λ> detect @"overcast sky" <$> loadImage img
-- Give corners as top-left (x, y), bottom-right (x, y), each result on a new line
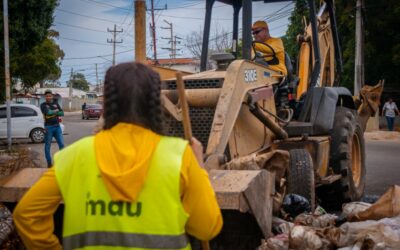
top-left (53, 0), bottom-right (294, 86)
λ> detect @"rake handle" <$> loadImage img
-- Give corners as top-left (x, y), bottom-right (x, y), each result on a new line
top-left (176, 72), bottom-right (210, 250)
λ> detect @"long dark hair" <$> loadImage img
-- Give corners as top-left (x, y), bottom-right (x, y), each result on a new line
top-left (102, 62), bottom-right (163, 134)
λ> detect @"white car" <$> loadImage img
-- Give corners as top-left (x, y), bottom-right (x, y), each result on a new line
top-left (0, 103), bottom-right (65, 143)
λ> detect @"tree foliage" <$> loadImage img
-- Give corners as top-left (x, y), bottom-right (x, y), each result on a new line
top-left (67, 73), bottom-right (90, 92)
top-left (0, 0), bottom-right (59, 100)
top-left (282, 0), bottom-right (309, 59)
top-left (14, 35), bottom-right (64, 89)
top-left (283, 0), bottom-right (400, 91)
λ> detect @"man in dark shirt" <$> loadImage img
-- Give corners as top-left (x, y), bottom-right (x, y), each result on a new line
top-left (40, 89), bottom-right (65, 167)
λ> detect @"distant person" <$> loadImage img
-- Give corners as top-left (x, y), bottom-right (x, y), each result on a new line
top-left (13, 62), bottom-right (222, 249)
top-left (252, 20), bottom-right (287, 75)
top-left (82, 102), bottom-right (86, 111)
top-left (382, 97), bottom-right (399, 131)
top-left (40, 89), bottom-right (64, 167)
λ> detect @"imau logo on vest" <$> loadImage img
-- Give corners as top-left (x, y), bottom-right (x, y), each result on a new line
top-left (86, 193), bottom-right (142, 217)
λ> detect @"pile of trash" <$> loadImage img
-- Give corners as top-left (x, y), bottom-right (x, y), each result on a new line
top-left (259, 185), bottom-right (400, 250)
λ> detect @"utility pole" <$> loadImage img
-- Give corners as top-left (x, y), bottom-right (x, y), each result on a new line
top-left (95, 63), bottom-right (99, 93)
top-left (149, 1), bottom-right (167, 64)
top-left (135, 0), bottom-right (146, 63)
top-left (69, 68), bottom-right (73, 111)
top-left (161, 20), bottom-right (173, 58)
top-left (3, 0), bottom-right (11, 150)
top-left (172, 35), bottom-right (182, 59)
top-left (354, 0), bottom-right (364, 95)
top-left (161, 20), bottom-right (181, 59)
top-left (150, 0), bottom-right (157, 63)
top-left (107, 24), bottom-right (123, 66)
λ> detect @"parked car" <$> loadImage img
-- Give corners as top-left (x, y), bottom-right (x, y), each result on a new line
top-left (82, 104), bottom-right (103, 120)
top-left (0, 103), bottom-right (65, 143)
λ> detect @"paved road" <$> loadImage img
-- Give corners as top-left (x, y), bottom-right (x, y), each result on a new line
top-left (7, 113), bottom-right (400, 197)
top-left (14, 113), bottom-right (98, 167)
top-left (365, 139), bottom-right (400, 196)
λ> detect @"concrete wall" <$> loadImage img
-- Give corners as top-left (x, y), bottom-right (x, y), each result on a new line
top-left (61, 97), bottom-right (99, 111)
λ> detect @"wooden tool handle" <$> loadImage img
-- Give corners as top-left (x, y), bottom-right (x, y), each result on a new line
top-left (176, 72), bottom-right (210, 250)
top-left (176, 72), bottom-right (192, 141)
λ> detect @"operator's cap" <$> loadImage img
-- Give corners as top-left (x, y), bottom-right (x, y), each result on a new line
top-left (44, 89), bottom-right (52, 95)
top-left (252, 20), bottom-right (268, 30)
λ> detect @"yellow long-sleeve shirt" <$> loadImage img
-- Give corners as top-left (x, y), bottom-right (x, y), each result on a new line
top-left (13, 123), bottom-right (222, 249)
top-left (253, 37), bottom-right (287, 75)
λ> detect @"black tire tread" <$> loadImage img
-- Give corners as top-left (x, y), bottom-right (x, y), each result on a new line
top-left (327, 106), bottom-right (366, 206)
top-left (287, 149), bottom-right (315, 209)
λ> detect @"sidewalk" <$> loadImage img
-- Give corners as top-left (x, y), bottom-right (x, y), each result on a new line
top-left (63, 111), bottom-right (82, 116)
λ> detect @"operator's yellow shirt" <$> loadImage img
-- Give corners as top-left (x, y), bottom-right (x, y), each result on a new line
top-left (13, 123), bottom-right (222, 250)
top-left (253, 37), bottom-right (287, 75)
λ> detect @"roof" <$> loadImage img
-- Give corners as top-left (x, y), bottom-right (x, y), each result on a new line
top-left (146, 58), bottom-right (198, 66)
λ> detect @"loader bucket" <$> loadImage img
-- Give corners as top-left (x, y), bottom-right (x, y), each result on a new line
top-left (209, 169), bottom-right (275, 238)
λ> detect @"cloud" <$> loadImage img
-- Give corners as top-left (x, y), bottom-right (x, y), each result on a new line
top-left (55, 0), bottom-right (293, 85)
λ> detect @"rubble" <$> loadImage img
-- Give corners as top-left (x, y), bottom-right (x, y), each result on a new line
top-left (259, 185), bottom-right (400, 250)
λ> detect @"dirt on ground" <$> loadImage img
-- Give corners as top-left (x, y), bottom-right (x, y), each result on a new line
top-left (364, 131), bottom-right (400, 141)
top-left (0, 147), bottom-right (40, 178)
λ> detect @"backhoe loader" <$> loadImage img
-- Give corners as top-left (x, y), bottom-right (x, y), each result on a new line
top-left (160, 0), bottom-right (382, 248)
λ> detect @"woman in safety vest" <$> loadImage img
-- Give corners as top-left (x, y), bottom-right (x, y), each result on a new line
top-left (13, 62), bottom-right (223, 249)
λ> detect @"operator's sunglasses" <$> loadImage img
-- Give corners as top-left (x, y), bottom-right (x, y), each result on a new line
top-left (252, 29), bottom-right (263, 35)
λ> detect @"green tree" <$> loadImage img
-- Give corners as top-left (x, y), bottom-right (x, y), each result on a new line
top-left (363, 0), bottom-right (400, 89)
top-left (284, 0), bottom-right (400, 91)
top-left (14, 35), bottom-right (64, 89)
top-left (67, 73), bottom-right (90, 92)
top-left (282, 0), bottom-right (309, 59)
top-left (0, 0), bottom-right (58, 101)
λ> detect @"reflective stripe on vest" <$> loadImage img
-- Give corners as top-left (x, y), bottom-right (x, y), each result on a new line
top-left (63, 232), bottom-right (189, 249)
top-left (54, 136), bottom-right (190, 250)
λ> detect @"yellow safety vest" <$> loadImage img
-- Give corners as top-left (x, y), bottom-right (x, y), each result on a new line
top-left (54, 136), bottom-right (190, 250)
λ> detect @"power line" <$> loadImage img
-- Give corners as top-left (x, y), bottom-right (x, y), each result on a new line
top-left (63, 49), bottom-right (134, 60)
top-left (54, 21), bottom-right (107, 33)
top-left (80, 0), bottom-right (132, 12)
top-left (59, 36), bottom-right (132, 48)
top-left (55, 8), bottom-right (121, 24)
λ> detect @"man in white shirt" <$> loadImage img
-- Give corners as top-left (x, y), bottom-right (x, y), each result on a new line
top-left (382, 98), bottom-right (399, 131)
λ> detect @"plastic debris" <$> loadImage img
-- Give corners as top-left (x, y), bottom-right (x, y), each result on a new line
top-left (258, 234), bottom-right (289, 250)
top-left (313, 205), bottom-right (327, 216)
top-left (272, 216), bottom-right (293, 235)
top-left (290, 225), bottom-right (333, 250)
top-left (282, 194), bottom-right (311, 218)
top-left (294, 213), bottom-right (337, 228)
top-left (361, 194), bottom-right (380, 204)
top-left (329, 216), bottom-right (400, 249)
top-left (348, 185), bottom-right (400, 222)
top-left (342, 202), bottom-right (371, 219)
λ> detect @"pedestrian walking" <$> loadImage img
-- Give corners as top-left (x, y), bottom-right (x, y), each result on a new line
top-left (13, 62), bottom-right (222, 249)
top-left (40, 89), bottom-right (65, 167)
top-left (382, 97), bottom-right (399, 131)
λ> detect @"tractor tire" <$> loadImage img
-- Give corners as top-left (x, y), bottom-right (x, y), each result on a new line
top-left (287, 149), bottom-right (315, 210)
top-left (329, 106), bottom-right (366, 205)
